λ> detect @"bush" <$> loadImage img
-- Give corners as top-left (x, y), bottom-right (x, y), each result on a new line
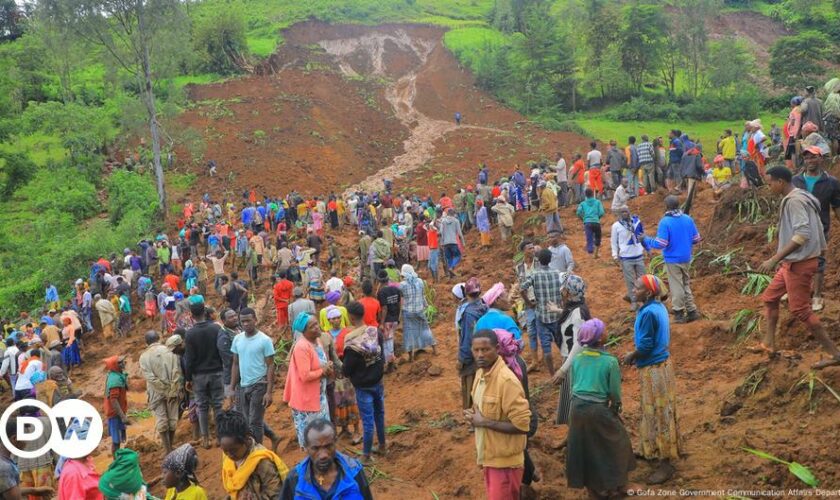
top-left (605, 96), bottom-right (681, 121)
top-left (0, 151), bottom-right (36, 196)
top-left (107, 170), bottom-right (158, 224)
top-left (193, 9), bottom-right (248, 74)
top-left (17, 168), bottom-right (97, 220)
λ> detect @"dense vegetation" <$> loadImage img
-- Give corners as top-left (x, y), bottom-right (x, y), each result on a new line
top-left (0, 0), bottom-right (836, 313)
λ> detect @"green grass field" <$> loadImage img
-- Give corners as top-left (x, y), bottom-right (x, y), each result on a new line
top-left (0, 133), bottom-right (66, 166)
top-left (574, 114), bottom-right (786, 151)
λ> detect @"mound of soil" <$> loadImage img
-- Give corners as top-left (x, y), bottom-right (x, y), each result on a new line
top-left (12, 21), bottom-right (840, 499)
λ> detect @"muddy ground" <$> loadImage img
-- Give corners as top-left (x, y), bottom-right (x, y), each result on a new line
top-left (10, 22), bottom-right (840, 499)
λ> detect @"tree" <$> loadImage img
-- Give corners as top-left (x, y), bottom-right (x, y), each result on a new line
top-left (40, 0), bottom-right (189, 212)
top-left (0, 151), bottom-right (36, 196)
top-left (673, 0), bottom-right (718, 98)
top-left (618, 4), bottom-right (667, 94)
top-left (511, 1), bottom-right (576, 113)
top-left (706, 37), bottom-right (756, 89)
top-left (581, 0), bottom-right (619, 100)
top-left (193, 9), bottom-right (248, 74)
top-left (0, 0), bottom-right (25, 41)
top-left (769, 31), bottom-right (830, 90)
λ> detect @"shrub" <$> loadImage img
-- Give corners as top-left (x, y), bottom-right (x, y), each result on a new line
top-left (193, 9), bottom-right (248, 74)
top-left (106, 170), bottom-right (159, 224)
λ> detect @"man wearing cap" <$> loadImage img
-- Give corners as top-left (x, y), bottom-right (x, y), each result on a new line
top-left (139, 330), bottom-right (183, 452)
top-left (288, 287), bottom-right (316, 328)
top-left (458, 277), bottom-right (488, 409)
top-left (792, 146), bottom-right (840, 312)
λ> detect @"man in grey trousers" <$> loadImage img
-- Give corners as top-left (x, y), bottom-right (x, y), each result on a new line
top-left (610, 208), bottom-right (649, 310)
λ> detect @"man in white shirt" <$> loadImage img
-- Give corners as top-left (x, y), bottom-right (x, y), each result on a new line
top-left (611, 177), bottom-right (631, 214)
top-left (554, 151), bottom-right (568, 207)
top-left (610, 207), bottom-right (649, 310)
top-left (14, 348), bottom-right (43, 400)
top-left (547, 231), bottom-right (575, 273)
top-left (325, 271), bottom-right (344, 294)
top-left (586, 141), bottom-right (602, 169)
top-left (1, 338), bottom-right (20, 391)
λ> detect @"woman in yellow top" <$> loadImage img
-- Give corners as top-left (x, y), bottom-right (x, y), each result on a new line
top-left (162, 443), bottom-right (207, 500)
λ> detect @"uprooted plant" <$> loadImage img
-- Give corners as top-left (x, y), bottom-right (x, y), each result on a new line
top-left (741, 273), bottom-right (772, 296)
top-left (730, 309), bottom-right (760, 343)
top-left (742, 448), bottom-right (819, 487)
top-left (710, 248), bottom-right (742, 275)
top-left (789, 371), bottom-right (840, 414)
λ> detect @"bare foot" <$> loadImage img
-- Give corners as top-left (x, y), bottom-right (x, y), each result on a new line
top-left (746, 342), bottom-right (778, 357)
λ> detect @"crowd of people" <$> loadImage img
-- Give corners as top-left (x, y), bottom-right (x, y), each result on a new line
top-left (1, 82), bottom-right (839, 499)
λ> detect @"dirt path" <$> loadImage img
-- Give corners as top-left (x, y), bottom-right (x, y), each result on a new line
top-left (318, 30), bottom-right (505, 195)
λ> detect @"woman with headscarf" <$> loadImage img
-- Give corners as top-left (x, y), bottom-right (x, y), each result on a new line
top-left (784, 96), bottom-right (804, 169)
top-left (342, 301), bottom-right (386, 463)
top-left (475, 199), bottom-right (491, 248)
top-left (492, 329), bottom-right (540, 492)
top-left (61, 317), bottom-right (81, 374)
top-left (98, 448), bottom-right (149, 499)
top-left (318, 291), bottom-right (349, 332)
top-left (182, 260), bottom-right (198, 292)
top-left (549, 274), bottom-right (591, 426)
top-left (623, 275), bottom-right (681, 484)
top-left (566, 318), bottom-right (635, 497)
top-left (328, 308), bottom-right (362, 444)
top-left (399, 264), bottom-right (436, 361)
top-left (174, 292), bottom-right (194, 331)
top-left (475, 283), bottom-right (522, 342)
top-left (161, 444), bottom-right (206, 499)
top-left (283, 313), bottom-right (333, 449)
top-left (163, 289), bottom-right (178, 334)
top-left (747, 119), bottom-right (767, 170)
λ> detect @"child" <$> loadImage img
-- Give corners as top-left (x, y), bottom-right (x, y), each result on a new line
top-left (576, 188), bottom-right (606, 258)
top-left (162, 443), bottom-right (207, 500)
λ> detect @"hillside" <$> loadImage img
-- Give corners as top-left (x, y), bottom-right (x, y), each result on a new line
top-left (19, 21), bottom-right (839, 500)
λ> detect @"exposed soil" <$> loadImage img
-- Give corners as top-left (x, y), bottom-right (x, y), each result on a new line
top-left (13, 22), bottom-right (840, 499)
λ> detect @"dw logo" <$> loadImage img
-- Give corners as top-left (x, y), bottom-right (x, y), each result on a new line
top-left (0, 398), bottom-right (104, 459)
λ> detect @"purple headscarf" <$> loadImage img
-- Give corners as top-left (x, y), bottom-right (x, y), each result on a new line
top-left (578, 318), bottom-right (606, 347)
top-left (325, 290), bottom-right (341, 304)
top-left (493, 329), bottom-right (522, 380)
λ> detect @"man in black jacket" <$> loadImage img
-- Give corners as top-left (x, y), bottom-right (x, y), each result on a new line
top-left (184, 301), bottom-right (224, 449)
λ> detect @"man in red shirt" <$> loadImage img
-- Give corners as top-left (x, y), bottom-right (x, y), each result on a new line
top-left (358, 280), bottom-right (381, 327)
top-left (272, 271), bottom-right (294, 328)
top-left (569, 153), bottom-right (586, 203)
top-left (439, 192), bottom-right (453, 211)
top-left (164, 272), bottom-right (180, 291)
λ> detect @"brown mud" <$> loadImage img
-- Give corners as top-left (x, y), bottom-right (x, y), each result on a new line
top-left (8, 22), bottom-right (840, 499)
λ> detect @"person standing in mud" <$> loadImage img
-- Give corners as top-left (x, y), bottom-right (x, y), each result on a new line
top-left (183, 301), bottom-right (225, 449)
top-left (623, 275), bottom-right (681, 484)
top-left (755, 166), bottom-right (840, 370)
top-left (455, 111), bottom-right (462, 126)
top-left (139, 330), bottom-right (182, 453)
top-left (791, 146), bottom-right (840, 313)
top-left (644, 196), bottom-right (701, 324)
top-left (465, 329), bottom-right (531, 500)
top-left (458, 277), bottom-right (488, 410)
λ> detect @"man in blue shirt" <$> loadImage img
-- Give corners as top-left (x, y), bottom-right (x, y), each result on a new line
top-left (666, 129), bottom-right (683, 194)
top-left (644, 196), bottom-right (702, 323)
top-left (458, 277), bottom-right (488, 410)
top-left (230, 307), bottom-right (277, 447)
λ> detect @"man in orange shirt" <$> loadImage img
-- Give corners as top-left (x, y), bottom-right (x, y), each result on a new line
top-left (569, 154), bottom-right (586, 204)
top-left (272, 271), bottom-right (294, 328)
top-left (164, 272), bottom-right (180, 292)
top-left (357, 280), bottom-right (381, 327)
